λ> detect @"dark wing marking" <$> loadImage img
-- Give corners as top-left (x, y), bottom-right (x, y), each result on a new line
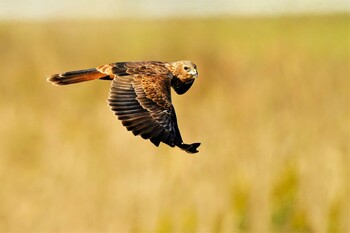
top-left (108, 73), bottom-right (183, 148)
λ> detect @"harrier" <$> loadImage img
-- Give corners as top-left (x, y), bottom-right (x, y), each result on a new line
top-left (47, 61), bottom-right (200, 154)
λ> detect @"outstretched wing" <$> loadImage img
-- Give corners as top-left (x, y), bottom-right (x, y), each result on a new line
top-left (108, 71), bottom-right (184, 148)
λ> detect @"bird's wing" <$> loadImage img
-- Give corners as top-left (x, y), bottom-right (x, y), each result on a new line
top-left (108, 71), bottom-right (184, 148)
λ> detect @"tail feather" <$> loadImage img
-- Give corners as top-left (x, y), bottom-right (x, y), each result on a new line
top-left (47, 68), bottom-right (109, 85)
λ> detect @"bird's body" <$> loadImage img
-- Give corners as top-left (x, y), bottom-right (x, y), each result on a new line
top-left (47, 61), bottom-right (200, 154)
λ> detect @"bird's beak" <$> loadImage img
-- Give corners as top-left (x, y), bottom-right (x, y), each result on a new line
top-left (190, 69), bottom-right (198, 78)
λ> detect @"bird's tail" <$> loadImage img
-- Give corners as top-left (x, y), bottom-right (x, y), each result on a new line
top-left (47, 68), bottom-right (109, 85)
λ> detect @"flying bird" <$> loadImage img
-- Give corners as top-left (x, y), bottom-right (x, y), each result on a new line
top-left (47, 61), bottom-right (200, 154)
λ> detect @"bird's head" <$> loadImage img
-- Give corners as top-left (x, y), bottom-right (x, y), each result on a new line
top-left (169, 60), bottom-right (198, 81)
top-left (168, 61), bottom-right (198, 95)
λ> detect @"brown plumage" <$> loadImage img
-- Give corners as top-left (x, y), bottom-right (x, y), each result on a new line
top-left (47, 61), bottom-right (200, 154)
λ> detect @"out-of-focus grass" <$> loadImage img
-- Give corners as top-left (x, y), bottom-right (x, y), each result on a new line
top-left (0, 15), bottom-right (348, 232)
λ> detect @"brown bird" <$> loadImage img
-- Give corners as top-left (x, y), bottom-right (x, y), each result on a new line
top-left (47, 61), bottom-right (200, 154)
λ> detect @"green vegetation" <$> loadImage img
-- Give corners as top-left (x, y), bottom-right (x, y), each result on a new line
top-left (0, 14), bottom-right (348, 232)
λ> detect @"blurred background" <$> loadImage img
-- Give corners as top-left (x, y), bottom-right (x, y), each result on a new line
top-left (0, 0), bottom-right (349, 232)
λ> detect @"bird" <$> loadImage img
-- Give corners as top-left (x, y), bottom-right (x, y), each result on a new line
top-left (47, 61), bottom-right (200, 154)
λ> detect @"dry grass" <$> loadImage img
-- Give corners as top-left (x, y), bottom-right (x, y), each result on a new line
top-left (0, 15), bottom-right (349, 232)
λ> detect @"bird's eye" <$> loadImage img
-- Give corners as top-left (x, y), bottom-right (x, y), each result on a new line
top-left (184, 66), bottom-right (189, 71)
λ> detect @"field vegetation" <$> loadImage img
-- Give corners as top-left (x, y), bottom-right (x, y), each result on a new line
top-left (0, 14), bottom-right (348, 232)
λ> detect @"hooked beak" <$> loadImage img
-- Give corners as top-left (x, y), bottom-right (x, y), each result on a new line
top-left (189, 69), bottom-right (198, 78)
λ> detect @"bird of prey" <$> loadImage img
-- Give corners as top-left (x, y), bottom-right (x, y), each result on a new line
top-left (47, 61), bottom-right (200, 154)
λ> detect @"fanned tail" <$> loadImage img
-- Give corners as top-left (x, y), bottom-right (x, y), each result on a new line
top-left (47, 68), bottom-right (109, 85)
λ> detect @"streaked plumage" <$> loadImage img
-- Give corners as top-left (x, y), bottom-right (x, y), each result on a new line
top-left (47, 61), bottom-right (200, 154)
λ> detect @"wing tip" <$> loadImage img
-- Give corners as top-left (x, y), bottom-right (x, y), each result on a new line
top-left (179, 142), bottom-right (201, 154)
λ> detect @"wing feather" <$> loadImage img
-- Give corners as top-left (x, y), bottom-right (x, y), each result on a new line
top-left (106, 61), bottom-right (199, 153)
top-left (108, 71), bottom-right (183, 148)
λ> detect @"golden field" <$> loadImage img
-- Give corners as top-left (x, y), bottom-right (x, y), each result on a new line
top-left (0, 15), bottom-right (348, 232)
